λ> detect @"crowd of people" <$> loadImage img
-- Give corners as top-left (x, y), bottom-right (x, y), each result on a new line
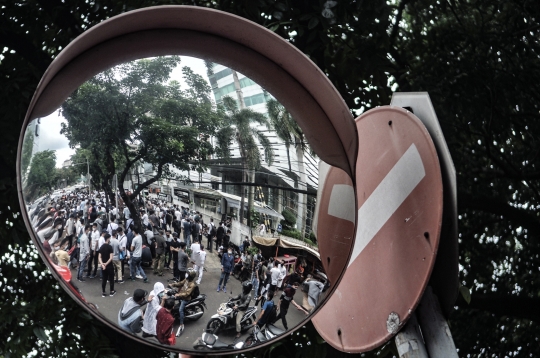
top-left (27, 187), bottom-right (327, 346)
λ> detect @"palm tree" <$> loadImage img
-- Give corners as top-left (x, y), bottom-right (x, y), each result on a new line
top-left (216, 95), bottom-right (274, 225)
top-left (266, 98), bottom-right (310, 238)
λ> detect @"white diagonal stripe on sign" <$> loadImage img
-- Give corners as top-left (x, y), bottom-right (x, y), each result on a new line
top-left (348, 144), bottom-right (425, 268)
top-left (328, 184), bottom-right (356, 223)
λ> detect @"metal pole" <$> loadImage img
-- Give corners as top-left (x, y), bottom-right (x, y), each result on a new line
top-left (87, 158), bottom-right (91, 194)
top-left (394, 312), bottom-right (429, 358)
top-left (416, 286), bottom-right (459, 358)
top-left (114, 174), bottom-right (118, 220)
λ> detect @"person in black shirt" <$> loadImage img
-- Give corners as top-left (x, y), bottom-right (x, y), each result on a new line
top-left (169, 233), bottom-right (181, 280)
top-left (98, 233), bottom-right (116, 297)
top-left (222, 229), bottom-right (231, 251)
top-left (273, 282), bottom-right (307, 330)
top-left (216, 223), bottom-right (225, 251)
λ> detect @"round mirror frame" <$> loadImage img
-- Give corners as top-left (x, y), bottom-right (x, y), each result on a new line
top-left (16, 5), bottom-right (358, 354)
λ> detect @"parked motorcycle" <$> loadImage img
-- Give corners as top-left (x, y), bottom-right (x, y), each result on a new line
top-left (163, 288), bottom-right (207, 323)
top-left (192, 329), bottom-right (245, 351)
top-left (243, 324), bottom-right (286, 348)
top-left (206, 297), bottom-right (257, 334)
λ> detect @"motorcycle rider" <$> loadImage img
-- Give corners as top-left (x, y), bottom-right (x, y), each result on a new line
top-left (231, 281), bottom-right (253, 339)
top-left (169, 269), bottom-right (197, 337)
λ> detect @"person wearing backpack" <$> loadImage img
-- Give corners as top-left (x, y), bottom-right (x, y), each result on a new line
top-left (255, 290), bottom-right (276, 328)
top-left (118, 289), bottom-right (148, 334)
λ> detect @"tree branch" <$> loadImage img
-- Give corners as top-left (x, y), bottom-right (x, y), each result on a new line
top-left (458, 191), bottom-right (540, 243)
top-left (456, 293), bottom-right (540, 323)
top-left (130, 162), bottom-right (164, 199)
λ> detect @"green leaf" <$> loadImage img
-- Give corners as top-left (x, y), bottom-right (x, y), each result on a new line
top-left (308, 17), bottom-right (319, 29)
top-left (273, 11), bottom-right (283, 20)
top-left (33, 326), bottom-right (48, 342)
top-left (460, 285), bottom-right (471, 304)
top-left (269, 23), bottom-right (280, 32)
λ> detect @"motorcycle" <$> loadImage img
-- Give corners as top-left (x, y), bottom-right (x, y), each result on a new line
top-left (206, 297), bottom-right (257, 334)
top-left (243, 324), bottom-right (286, 348)
top-left (163, 288), bottom-right (207, 323)
top-left (193, 329), bottom-right (245, 351)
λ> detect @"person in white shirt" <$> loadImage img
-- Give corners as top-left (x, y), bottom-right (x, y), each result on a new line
top-left (125, 218), bottom-right (134, 233)
top-left (117, 227), bottom-right (128, 280)
top-left (106, 221), bottom-right (119, 236)
top-left (130, 227), bottom-right (148, 282)
top-left (258, 222), bottom-right (266, 236)
top-left (97, 230), bottom-right (107, 251)
top-left (77, 225), bottom-right (91, 282)
top-left (141, 210), bottom-right (149, 228)
top-left (87, 224), bottom-right (101, 278)
top-left (270, 262), bottom-right (281, 292)
top-left (190, 240), bottom-right (201, 263)
top-left (111, 206), bottom-right (118, 223)
top-left (193, 244), bottom-right (207, 285)
top-left (123, 206), bottom-right (131, 220)
top-left (278, 262), bottom-right (287, 290)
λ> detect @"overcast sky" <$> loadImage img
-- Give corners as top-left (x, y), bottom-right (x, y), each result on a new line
top-left (34, 56), bottom-right (209, 168)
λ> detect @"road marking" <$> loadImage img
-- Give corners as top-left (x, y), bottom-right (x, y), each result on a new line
top-left (348, 144), bottom-right (425, 267)
top-left (328, 184), bottom-right (356, 223)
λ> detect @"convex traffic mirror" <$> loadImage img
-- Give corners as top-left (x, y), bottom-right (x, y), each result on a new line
top-left (17, 6), bottom-right (358, 354)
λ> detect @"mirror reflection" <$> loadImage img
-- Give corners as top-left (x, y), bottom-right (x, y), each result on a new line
top-left (21, 56), bottom-right (329, 351)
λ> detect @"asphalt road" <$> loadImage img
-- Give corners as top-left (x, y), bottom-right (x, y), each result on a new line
top-left (75, 249), bottom-right (310, 352)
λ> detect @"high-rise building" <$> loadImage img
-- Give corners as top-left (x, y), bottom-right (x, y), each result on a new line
top-left (206, 64), bottom-right (319, 235)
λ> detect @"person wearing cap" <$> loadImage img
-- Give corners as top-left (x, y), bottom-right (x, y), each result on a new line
top-left (118, 288), bottom-right (147, 334)
top-left (169, 270), bottom-right (197, 336)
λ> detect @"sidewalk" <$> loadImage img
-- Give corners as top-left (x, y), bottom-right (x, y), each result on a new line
top-left (203, 247), bottom-right (223, 273)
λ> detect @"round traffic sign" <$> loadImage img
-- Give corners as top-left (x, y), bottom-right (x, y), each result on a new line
top-left (312, 106), bottom-right (443, 352)
top-left (314, 163), bottom-right (356, 285)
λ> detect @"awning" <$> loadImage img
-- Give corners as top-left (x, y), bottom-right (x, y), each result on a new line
top-left (224, 197), bottom-right (246, 210)
top-left (253, 235), bottom-right (279, 246)
top-left (252, 235), bottom-right (320, 259)
top-left (224, 198), bottom-right (284, 220)
top-left (255, 205), bottom-right (285, 220)
top-left (279, 237), bottom-right (320, 259)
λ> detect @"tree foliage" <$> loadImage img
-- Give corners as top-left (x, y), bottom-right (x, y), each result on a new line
top-left (24, 150), bottom-right (57, 201)
top-left (20, 124), bottom-right (34, 179)
top-left (1, 0), bottom-right (540, 357)
top-left (60, 56), bottom-right (222, 229)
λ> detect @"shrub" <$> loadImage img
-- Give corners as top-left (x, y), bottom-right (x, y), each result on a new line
top-left (281, 209), bottom-right (296, 230)
top-left (281, 229), bottom-right (302, 240)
